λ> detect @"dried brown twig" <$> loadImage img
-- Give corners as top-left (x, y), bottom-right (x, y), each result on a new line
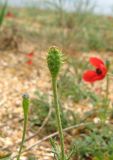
top-left (26, 105), bottom-right (52, 142)
top-left (11, 122), bottom-right (93, 159)
top-left (22, 122), bottom-right (93, 153)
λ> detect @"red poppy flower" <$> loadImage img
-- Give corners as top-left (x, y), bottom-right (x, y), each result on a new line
top-left (108, 16), bottom-right (112, 20)
top-left (26, 60), bottom-right (33, 65)
top-left (26, 51), bottom-right (34, 65)
top-left (6, 12), bottom-right (14, 18)
top-left (26, 52), bottom-right (34, 58)
top-left (83, 57), bottom-right (107, 83)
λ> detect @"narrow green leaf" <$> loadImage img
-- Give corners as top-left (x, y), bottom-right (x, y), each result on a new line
top-left (0, 1), bottom-right (8, 26)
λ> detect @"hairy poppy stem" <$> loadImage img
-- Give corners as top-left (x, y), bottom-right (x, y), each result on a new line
top-left (52, 77), bottom-right (65, 160)
top-left (106, 74), bottom-right (109, 100)
top-left (105, 60), bottom-right (110, 100)
top-left (17, 94), bottom-right (29, 160)
top-left (47, 46), bottom-right (65, 159)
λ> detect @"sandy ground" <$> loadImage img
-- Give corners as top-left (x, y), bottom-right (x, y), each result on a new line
top-left (0, 44), bottom-right (54, 159)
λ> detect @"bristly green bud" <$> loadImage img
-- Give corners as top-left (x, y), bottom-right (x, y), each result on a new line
top-left (47, 46), bottom-right (63, 79)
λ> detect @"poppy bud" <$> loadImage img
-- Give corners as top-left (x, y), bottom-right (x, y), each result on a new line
top-left (22, 93), bottom-right (29, 99)
top-left (22, 93), bottom-right (29, 114)
top-left (47, 46), bottom-right (63, 79)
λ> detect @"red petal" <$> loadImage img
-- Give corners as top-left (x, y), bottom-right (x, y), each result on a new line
top-left (27, 52), bottom-right (34, 58)
top-left (83, 70), bottom-right (106, 82)
top-left (83, 70), bottom-right (98, 82)
top-left (90, 57), bottom-right (104, 68)
top-left (100, 65), bottom-right (107, 76)
top-left (26, 60), bottom-right (33, 65)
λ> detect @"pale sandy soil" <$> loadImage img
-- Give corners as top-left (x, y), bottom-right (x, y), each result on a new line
top-left (0, 42), bottom-right (53, 159)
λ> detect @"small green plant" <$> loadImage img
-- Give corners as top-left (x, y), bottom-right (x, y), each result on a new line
top-left (31, 89), bottom-right (78, 134)
top-left (17, 93), bottom-right (30, 160)
top-left (72, 124), bottom-right (113, 160)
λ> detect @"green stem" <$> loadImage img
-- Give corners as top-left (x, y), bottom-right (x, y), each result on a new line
top-left (17, 113), bottom-right (28, 160)
top-left (106, 74), bottom-right (109, 100)
top-left (52, 77), bottom-right (65, 160)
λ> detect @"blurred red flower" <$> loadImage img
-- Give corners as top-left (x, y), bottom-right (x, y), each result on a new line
top-left (26, 60), bottom-right (33, 65)
top-left (26, 51), bottom-right (34, 65)
top-left (108, 16), bottom-right (112, 20)
top-left (26, 52), bottom-right (34, 58)
top-left (6, 12), bottom-right (15, 18)
top-left (83, 57), bottom-right (107, 83)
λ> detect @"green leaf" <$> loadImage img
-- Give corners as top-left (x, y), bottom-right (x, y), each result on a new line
top-left (0, 1), bottom-right (7, 26)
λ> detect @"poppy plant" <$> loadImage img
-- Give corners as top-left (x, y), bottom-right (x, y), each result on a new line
top-left (83, 57), bottom-right (107, 83)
